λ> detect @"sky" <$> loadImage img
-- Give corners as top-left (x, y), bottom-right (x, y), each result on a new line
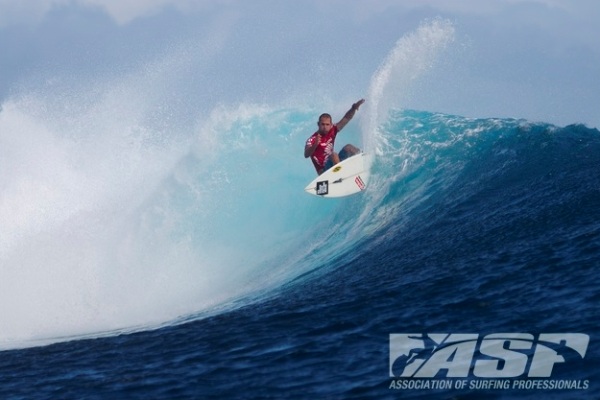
top-left (0, 0), bottom-right (599, 128)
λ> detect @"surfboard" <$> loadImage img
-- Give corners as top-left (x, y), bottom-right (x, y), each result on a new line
top-left (304, 153), bottom-right (372, 198)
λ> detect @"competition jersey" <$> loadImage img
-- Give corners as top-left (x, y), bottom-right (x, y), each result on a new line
top-left (306, 125), bottom-right (339, 174)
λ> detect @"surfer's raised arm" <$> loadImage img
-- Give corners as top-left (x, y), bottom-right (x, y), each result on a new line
top-left (336, 99), bottom-right (365, 131)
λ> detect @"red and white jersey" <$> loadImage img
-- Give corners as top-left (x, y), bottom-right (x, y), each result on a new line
top-left (306, 125), bottom-right (339, 174)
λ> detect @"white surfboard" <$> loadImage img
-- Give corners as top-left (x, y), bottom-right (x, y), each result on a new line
top-left (304, 153), bottom-right (372, 198)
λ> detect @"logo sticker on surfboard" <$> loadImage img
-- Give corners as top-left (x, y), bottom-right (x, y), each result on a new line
top-left (333, 166), bottom-right (342, 173)
top-left (316, 181), bottom-right (329, 195)
top-left (355, 175), bottom-right (366, 190)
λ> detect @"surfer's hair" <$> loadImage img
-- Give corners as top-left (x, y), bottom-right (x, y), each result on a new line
top-left (319, 113), bottom-right (332, 122)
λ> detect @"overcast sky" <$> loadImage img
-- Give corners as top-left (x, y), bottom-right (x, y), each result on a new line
top-left (1, 0), bottom-right (599, 127)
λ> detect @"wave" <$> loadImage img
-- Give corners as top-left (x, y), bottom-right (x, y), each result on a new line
top-left (6, 17), bottom-right (597, 351)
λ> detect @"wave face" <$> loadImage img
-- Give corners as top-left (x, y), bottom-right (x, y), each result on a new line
top-left (1, 17), bottom-right (599, 357)
top-left (370, 109), bottom-right (600, 261)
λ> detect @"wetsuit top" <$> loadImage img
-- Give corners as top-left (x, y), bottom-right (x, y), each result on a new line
top-left (306, 125), bottom-right (338, 174)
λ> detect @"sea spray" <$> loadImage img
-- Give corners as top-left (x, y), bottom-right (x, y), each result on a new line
top-left (363, 18), bottom-right (456, 155)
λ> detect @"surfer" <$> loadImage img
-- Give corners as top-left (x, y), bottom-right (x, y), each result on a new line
top-left (304, 99), bottom-right (365, 175)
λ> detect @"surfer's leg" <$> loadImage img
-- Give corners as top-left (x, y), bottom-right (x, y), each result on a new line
top-left (339, 144), bottom-right (360, 161)
top-left (331, 151), bottom-right (340, 164)
top-left (323, 152), bottom-right (339, 171)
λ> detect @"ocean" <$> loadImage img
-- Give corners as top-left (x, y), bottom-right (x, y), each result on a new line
top-left (1, 18), bottom-right (599, 399)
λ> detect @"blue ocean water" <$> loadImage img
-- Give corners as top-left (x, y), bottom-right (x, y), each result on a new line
top-left (1, 19), bottom-right (599, 400)
top-left (1, 107), bottom-right (599, 399)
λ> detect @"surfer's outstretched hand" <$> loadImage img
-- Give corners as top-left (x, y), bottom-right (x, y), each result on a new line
top-left (352, 99), bottom-right (365, 111)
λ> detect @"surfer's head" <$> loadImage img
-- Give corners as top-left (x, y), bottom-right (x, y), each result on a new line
top-left (317, 113), bottom-right (332, 134)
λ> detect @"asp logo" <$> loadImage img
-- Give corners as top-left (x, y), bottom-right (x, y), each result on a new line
top-left (389, 333), bottom-right (589, 378)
